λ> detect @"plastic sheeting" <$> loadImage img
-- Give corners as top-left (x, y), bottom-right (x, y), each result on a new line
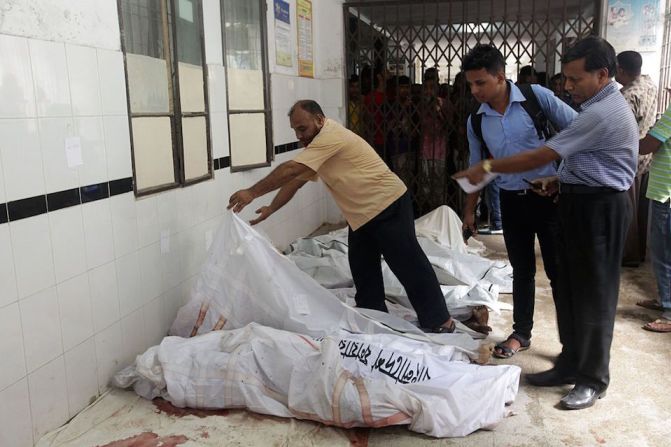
top-left (285, 206), bottom-right (513, 314)
top-left (170, 211), bottom-right (483, 355)
top-left (115, 324), bottom-right (520, 438)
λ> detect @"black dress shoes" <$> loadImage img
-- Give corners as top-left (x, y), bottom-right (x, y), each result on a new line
top-left (526, 368), bottom-right (576, 387)
top-left (560, 384), bottom-right (607, 410)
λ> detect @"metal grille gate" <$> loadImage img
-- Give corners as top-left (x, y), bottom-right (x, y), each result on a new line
top-left (344, 0), bottom-right (600, 216)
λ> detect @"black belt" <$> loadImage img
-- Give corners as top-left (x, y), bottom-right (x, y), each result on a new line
top-left (560, 183), bottom-right (620, 194)
top-left (500, 188), bottom-right (533, 196)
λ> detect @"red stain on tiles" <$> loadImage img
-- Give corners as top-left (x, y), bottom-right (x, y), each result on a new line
top-left (152, 398), bottom-right (230, 418)
top-left (97, 432), bottom-right (188, 447)
top-left (345, 428), bottom-right (370, 447)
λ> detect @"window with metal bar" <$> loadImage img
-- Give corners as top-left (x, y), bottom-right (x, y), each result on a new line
top-left (222, 0), bottom-right (273, 171)
top-left (118, 0), bottom-right (212, 197)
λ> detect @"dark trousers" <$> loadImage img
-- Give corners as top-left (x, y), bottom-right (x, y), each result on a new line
top-left (348, 191), bottom-right (450, 329)
top-left (622, 172), bottom-right (650, 265)
top-left (500, 190), bottom-right (560, 341)
top-left (555, 190), bottom-right (630, 390)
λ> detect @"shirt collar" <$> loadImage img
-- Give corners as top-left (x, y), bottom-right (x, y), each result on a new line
top-left (477, 80), bottom-right (523, 115)
top-left (580, 81), bottom-right (619, 110)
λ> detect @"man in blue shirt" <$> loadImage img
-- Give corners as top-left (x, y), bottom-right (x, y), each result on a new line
top-left (455, 36), bottom-right (638, 410)
top-left (461, 44), bottom-right (577, 359)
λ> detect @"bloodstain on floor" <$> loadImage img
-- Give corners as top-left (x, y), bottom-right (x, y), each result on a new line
top-left (152, 398), bottom-right (230, 418)
top-left (345, 428), bottom-right (370, 447)
top-left (97, 432), bottom-right (188, 447)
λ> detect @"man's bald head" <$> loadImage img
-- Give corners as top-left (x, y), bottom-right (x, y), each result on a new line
top-left (288, 100), bottom-right (325, 118)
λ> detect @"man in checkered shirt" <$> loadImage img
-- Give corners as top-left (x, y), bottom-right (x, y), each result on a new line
top-left (616, 50), bottom-right (658, 266)
top-left (455, 36), bottom-right (638, 411)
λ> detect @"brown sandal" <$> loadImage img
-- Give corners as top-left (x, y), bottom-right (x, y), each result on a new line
top-left (642, 319), bottom-right (671, 333)
top-left (637, 299), bottom-right (664, 311)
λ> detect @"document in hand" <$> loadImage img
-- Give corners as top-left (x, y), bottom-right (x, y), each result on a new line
top-left (455, 173), bottom-right (498, 193)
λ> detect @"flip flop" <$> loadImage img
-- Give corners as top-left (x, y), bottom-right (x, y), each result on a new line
top-left (493, 333), bottom-right (530, 359)
top-left (642, 319), bottom-right (671, 333)
top-left (636, 299), bottom-right (664, 311)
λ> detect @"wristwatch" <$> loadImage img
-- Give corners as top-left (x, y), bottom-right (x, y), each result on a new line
top-left (482, 159), bottom-right (493, 173)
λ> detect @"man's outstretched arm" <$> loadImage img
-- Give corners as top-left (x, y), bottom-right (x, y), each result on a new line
top-left (228, 160), bottom-right (315, 212)
top-left (249, 178), bottom-right (307, 225)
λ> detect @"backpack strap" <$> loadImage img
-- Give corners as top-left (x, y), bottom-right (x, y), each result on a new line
top-left (517, 83), bottom-right (556, 141)
top-left (470, 108), bottom-right (492, 160)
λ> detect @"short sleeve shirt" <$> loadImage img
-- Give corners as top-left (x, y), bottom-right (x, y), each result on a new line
top-left (546, 82), bottom-right (638, 191)
top-left (293, 119), bottom-right (407, 230)
top-left (646, 104), bottom-right (671, 204)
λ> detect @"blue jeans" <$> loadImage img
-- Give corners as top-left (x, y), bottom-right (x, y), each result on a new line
top-left (486, 183), bottom-right (502, 230)
top-left (650, 199), bottom-right (671, 320)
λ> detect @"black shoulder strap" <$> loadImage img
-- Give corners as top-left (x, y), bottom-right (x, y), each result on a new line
top-left (518, 83), bottom-right (557, 141)
top-left (470, 108), bottom-right (492, 160)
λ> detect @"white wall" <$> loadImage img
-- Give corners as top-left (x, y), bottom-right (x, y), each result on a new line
top-left (0, 0), bottom-right (345, 445)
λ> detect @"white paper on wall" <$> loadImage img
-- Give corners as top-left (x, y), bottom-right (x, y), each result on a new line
top-left (65, 136), bottom-right (83, 168)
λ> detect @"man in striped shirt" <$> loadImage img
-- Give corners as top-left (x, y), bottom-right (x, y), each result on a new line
top-left (454, 36), bottom-right (638, 410)
top-left (636, 106), bottom-right (671, 332)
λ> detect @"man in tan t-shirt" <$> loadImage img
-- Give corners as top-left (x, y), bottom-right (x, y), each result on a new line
top-left (228, 100), bottom-right (455, 333)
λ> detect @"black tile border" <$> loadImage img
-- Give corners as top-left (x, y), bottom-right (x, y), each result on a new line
top-left (0, 202), bottom-right (9, 224)
top-left (1, 140), bottom-right (304, 225)
top-left (8, 196), bottom-right (47, 221)
top-left (80, 182), bottom-right (110, 204)
top-left (47, 188), bottom-right (81, 212)
top-left (109, 177), bottom-right (133, 196)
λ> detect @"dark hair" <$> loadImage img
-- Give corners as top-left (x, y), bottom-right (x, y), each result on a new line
top-left (617, 50), bottom-right (642, 76)
top-left (462, 44), bottom-right (505, 75)
top-left (288, 100), bottom-right (325, 117)
top-left (423, 67), bottom-right (439, 82)
top-left (561, 36), bottom-right (617, 77)
top-left (550, 73), bottom-right (563, 83)
top-left (349, 73), bottom-right (359, 84)
top-left (398, 75), bottom-right (411, 85)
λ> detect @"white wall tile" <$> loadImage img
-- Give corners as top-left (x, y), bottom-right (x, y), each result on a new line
top-left (136, 195), bottom-right (160, 247)
top-left (110, 193), bottom-right (138, 258)
top-left (0, 378), bottom-right (33, 447)
top-left (103, 115), bottom-right (132, 180)
top-left (161, 235), bottom-right (184, 291)
top-left (156, 189), bottom-right (179, 235)
top-left (64, 338), bottom-right (98, 417)
top-left (57, 274), bottom-right (94, 352)
top-left (88, 261), bottom-right (120, 332)
top-left (49, 206), bottom-right (87, 283)
top-left (0, 303), bottom-right (27, 391)
top-left (0, 0), bottom-right (121, 51)
top-left (66, 44), bottom-right (102, 116)
top-left (82, 200), bottom-right (115, 269)
top-left (0, 35), bottom-right (36, 118)
top-left (94, 322), bottom-right (123, 392)
top-left (116, 251), bottom-right (142, 317)
top-left (120, 308), bottom-right (147, 366)
top-left (28, 356), bottom-right (69, 440)
top-left (0, 119), bottom-right (45, 201)
top-left (76, 116), bottom-right (108, 186)
top-left (10, 215), bottom-right (55, 299)
top-left (0, 150), bottom-right (5, 203)
top-left (138, 243), bottom-right (162, 304)
top-left (29, 39), bottom-right (72, 117)
top-left (209, 111), bottom-right (230, 159)
top-left (143, 295), bottom-right (165, 347)
top-left (202, 0), bottom-right (223, 65)
top-left (0, 226), bottom-right (18, 307)
top-left (97, 49), bottom-right (127, 116)
top-left (207, 64), bottom-right (228, 113)
top-left (161, 287), bottom-right (183, 335)
top-left (20, 287), bottom-right (62, 373)
top-left (38, 117), bottom-right (80, 192)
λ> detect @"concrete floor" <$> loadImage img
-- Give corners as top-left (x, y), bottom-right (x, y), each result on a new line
top-left (38, 235), bottom-right (671, 447)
